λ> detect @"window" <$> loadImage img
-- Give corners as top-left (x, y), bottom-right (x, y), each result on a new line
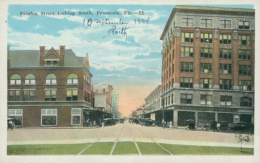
top-left (8, 109), bottom-right (23, 126)
top-left (24, 90), bottom-right (35, 101)
top-left (25, 74), bottom-right (36, 85)
top-left (201, 33), bottom-right (213, 43)
top-left (200, 48), bottom-right (212, 58)
top-left (200, 95), bottom-right (212, 105)
top-left (53, 61), bottom-right (57, 65)
top-left (67, 73), bottom-right (78, 84)
top-left (239, 35), bottom-right (250, 46)
top-left (220, 20), bottom-right (231, 28)
top-left (172, 65), bottom-right (174, 74)
top-left (181, 32), bottom-right (194, 43)
top-left (240, 97), bottom-right (252, 107)
top-left (220, 34), bottom-right (231, 44)
top-left (181, 94), bottom-right (193, 104)
top-left (171, 94), bottom-right (173, 104)
top-left (220, 96), bottom-right (232, 105)
top-left (41, 109), bottom-right (57, 126)
top-left (220, 49), bottom-right (231, 59)
top-left (239, 65), bottom-right (251, 76)
top-left (201, 19), bottom-right (212, 28)
top-left (10, 74), bottom-right (21, 85)
top-left (84, 91), bottom-right (91, 102)
top-left (239, 80), bottom-right (251, 91)
top-left (66, 90), bottom-right (78, 101)
top-left (220, 79), bottom-right (232, 90)
top-left (46, 74), bottom-right (57, 85)
top-left (200, 78), bottom-right (212, 89)
top-left (180, 77), bottom-right (193, 88)
top-left (71, 108), bottom-right (81, 125)
top-left (238, 21), bottom-right (250, 29)
top-left (9, 90), bottom-right (21, 101)
top-left (181, 47), bottom-right (193, 57)
top-left (45, 90), bottom-right (56, 101)
top-left (181, 62), bottom-right (193, 72)
top-left (200, 63), bottom-right (212, 73)
top-left (46, 60), bottom-right (58, 66)
top-left (239, 50), bottom-right (251, 60)
top-left (220, 64), bottom-right (232, 74)
top-left (47, 61), bottom-right (51, 65)
top-left (182, 18), bottom-right (193, 27)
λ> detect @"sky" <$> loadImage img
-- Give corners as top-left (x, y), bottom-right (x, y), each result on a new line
top-left (7, 4), bottom-right (254, 117)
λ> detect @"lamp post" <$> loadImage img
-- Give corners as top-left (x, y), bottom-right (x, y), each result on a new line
top-left (162, 97), bottom-right (165, 129)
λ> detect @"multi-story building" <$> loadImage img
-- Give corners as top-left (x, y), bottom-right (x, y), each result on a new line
top-left (92, 83), bottom-right (113, 118)
top-left (112, 93), bottom-right (119, 118)
top-left (160, 6), bottom-right (254, 128)
top-left (7, 46), bottom-right (105, 127)
top-left (142, 85), bottom-right (164, 125)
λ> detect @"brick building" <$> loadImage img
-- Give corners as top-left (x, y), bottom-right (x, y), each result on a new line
top-left (160, 6), bottom-right (254, 128)
top-left (7, 46), bottom-right (108, 127)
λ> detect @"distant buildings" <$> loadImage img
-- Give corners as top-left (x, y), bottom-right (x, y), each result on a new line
top-left (112, 93), bottom-right (119, 117)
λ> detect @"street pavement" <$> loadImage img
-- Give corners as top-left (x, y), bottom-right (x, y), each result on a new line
top-left (7, 121), bottom-right (254, 148)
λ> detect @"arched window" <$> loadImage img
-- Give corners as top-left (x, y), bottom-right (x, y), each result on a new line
top-left (25, 74), bottom-right (36, 85)
top-left (67, 73), bottom-right (78, 84)
top-left (10, 74), bottom-right (21, 85)
top-left (46, 74), bottom-right (57, 85)
top-left (240, 97), bottom-right (252, 107)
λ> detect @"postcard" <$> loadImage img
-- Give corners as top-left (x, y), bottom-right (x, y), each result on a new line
top-left (1, 1), bottom-right (260, 163)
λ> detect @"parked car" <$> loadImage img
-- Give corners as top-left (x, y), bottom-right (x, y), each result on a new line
top-left (228, 122), bottom-right (247, 132)
top-left (219, 121), bottom-right (229, 132)
top-left (120, 118), bottom-right (124, 124)
top-left (103, 118), bottom-right (116, 126)
top-left (143, 119), bottom-right (155, 126)
top-left (7, 118), bottom-right (14, 130)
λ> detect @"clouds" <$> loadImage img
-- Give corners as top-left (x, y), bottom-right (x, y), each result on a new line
top-left (134, 51), bottom-right (161, 59)
top-left (8, 5), bottom-right (167, 86)
top-left (12, 15), bottom-right (30, 20)
top-left (33, 24), bottom-right (41, 29)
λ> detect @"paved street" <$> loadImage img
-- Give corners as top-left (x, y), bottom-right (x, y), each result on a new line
top-left (7, 121), bottom-right (254, 148)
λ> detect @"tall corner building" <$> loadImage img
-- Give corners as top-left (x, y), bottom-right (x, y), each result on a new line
top-left (160, 6), bottom-right (254, 128)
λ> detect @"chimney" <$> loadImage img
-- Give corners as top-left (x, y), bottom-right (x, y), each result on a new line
top-left (60, 46), bottom-right (65, 66)
top-left (39, 46), bottom-right (45, 66)
top-left (7, 45), bottom-right (10, 67)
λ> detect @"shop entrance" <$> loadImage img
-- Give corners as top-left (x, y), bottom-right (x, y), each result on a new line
top-left (240, 114), bottom-right (252, 123)
top-left (83, 111), bottom-right (92, 127)
top-left (198, 112), bottom-right (215, 127)
top-left (178, 111), bottom-right (195, 126)
top-left (218, 113), bottom-right (233, 123)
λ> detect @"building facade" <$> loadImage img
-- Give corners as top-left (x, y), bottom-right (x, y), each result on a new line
top-left (160, 6), bottom-right (254, 128)
top-left (92, 83), bottom-right (113, 115)
top-left (7, 46), bottom-right (109, 128)
top-left (112, 93), bottom-right (119, 118)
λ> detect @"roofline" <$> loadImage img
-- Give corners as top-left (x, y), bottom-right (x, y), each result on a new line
top-left (144, 85), bottom-right (161, 100)
top-left (160, 5), bottom-right (255, 40)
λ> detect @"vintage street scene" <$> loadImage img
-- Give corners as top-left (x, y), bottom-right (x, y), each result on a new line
top-left (5, 3), bottom-right (257, 161)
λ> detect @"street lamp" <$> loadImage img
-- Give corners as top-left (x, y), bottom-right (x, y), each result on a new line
top-left (162, 97), bottom-right (165, 129)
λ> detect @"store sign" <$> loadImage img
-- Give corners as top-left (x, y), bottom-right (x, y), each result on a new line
top-left (176, 106), bottom-right (237, 112)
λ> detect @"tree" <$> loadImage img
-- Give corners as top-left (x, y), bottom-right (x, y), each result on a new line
top-left (235, 134), bottom-right (250, 152)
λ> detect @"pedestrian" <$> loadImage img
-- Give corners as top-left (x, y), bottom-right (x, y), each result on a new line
top-left (102, 121), bottom-right (104, 130)
top-left (93, 120), bottom-right (96, 128)
top-left (87, 119), bottom-right (89, 127)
